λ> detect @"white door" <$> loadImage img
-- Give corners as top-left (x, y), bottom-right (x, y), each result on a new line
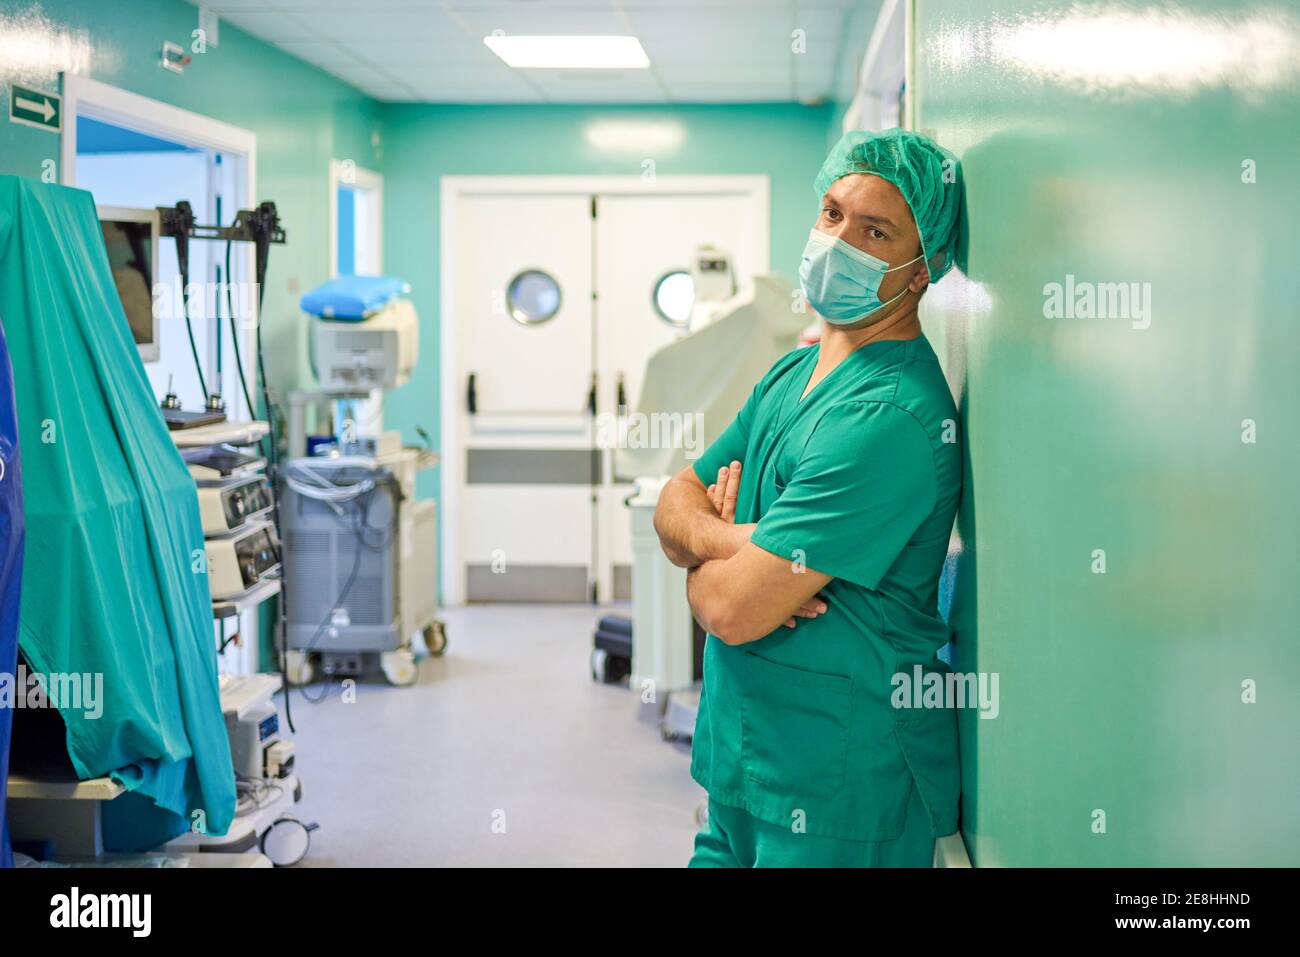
top-left (593, 192), bottom-right (765, 601)
top-left (455, 193), bottom-right (596, 601)
top-left (445, 179), bottom-right (769, 604)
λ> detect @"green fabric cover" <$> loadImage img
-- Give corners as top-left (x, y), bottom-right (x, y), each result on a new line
top-left (0, 176), bottom-right (234, 851)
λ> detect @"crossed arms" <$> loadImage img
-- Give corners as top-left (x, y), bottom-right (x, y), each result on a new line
top-left (652, 460), bottom-right (831, 646)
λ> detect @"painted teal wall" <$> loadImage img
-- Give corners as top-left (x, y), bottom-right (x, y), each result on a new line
top-left (912, 0), bottom-right (1300, 865)
top-left (0, 0), bottom-right (382, 393)
top-left (378, 102), bottom-right (834, 499)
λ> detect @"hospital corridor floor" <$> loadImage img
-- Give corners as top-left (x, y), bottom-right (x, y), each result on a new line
top-left (286, 604), bottom-right (704, 867)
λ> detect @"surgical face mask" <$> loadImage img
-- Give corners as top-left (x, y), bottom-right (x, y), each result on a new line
top-left (798, 228), bottom-right (924, 325)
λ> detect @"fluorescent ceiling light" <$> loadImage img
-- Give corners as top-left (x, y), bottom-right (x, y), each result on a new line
top-left (483, 35), bottom-right (650, 69)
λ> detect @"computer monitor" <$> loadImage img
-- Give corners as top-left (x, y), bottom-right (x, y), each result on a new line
top-left (96, 205), bottom-right (161, 363)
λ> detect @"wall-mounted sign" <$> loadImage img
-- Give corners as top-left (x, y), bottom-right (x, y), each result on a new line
top-left (8, 85), bottom-right (61, 133)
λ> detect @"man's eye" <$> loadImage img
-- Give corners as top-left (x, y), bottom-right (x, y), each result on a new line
top-left (823, 207), bottom-right (840, 221)
top-left (868, 227), bottom-right (886, 240)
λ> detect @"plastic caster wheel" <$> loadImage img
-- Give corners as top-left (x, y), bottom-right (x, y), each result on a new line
top-left (661, 725), bottom-right (678, 743)
top-left (423, 621), bottom-right (448, 657)
top-left (591, 648), bottom-right (608, 682)
top-left (381, 649), bottom-right (418, 686)
top-left (261, 816), bottom-right (319, 867)
top-left (285, 650), bottom-right (315, 687)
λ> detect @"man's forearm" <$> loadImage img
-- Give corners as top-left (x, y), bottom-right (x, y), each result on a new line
top-left (653, 472), bottom-right (750, 567)
top-left (686, 556), bottom-right (777, 645)
top-left (686, 561), bottom-right (731, 638)
top-left (688, 546), bottom-right (834, 645)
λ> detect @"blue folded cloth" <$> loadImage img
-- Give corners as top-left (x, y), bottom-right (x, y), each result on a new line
top-left (300, 275), bottom-right (410, 320)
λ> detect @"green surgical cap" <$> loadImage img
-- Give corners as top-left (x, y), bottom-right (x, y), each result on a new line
top-left (814, 128), bottom-right (963, 282)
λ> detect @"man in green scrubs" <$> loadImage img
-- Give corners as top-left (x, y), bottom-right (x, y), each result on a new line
top-left (653, 129), bottom-right (964, 867)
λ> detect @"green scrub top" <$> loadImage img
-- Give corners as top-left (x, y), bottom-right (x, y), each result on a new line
top-left (690, 334), bottom-right (962, 843)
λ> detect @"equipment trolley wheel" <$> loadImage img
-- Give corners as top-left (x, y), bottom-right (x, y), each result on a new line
top-left (285, 650), bottom-right (316, 687)
top-left (590, 647), bottom-right (608, 682)
top-left (380, 648), bottom-right (418, 686)
top-left (423, 621), bottom-right (448, 657)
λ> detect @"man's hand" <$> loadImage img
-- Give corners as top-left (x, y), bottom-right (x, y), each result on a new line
top-left (653, 463), bottom-right (754, 568)
top-left (700, 461), bottom-right (828, 631)
top-left (783, 593), bottom-right (830, 630)
top-left (706, 461), bottom-right (743, 522)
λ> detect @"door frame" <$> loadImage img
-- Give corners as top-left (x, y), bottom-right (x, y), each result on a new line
top-left (61, 75), bottom-right (257, 193)
top-left (60, 73), bottom-right (258, 420)
top-left (60, 74), bottom-right (262, 674)
top-left (329, 158), bottom-right (384, 277)
top-left (439, 174), bottom-right (770, 605)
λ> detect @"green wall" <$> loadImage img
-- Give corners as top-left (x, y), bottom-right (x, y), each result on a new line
top-left (0, 0), bottom-right (382, 393)
top-left (379, 102), bottom-right (833, 499)
top-left (912, 0), bottom-right (1300, 865)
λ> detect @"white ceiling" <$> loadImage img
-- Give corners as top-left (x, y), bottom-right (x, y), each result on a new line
top-left (186, 0), bottom-right (861, 103)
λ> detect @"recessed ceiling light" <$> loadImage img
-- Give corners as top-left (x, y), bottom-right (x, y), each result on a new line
top-left (483, 35), bottom-right (650, 69)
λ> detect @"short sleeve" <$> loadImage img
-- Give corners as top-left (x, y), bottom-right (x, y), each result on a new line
top-left (750, 401), bottom-right (937, 588)
top-left (692, 378), bottom-right (763, 486)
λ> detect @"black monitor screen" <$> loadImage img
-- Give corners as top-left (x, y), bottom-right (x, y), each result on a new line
top-left (99, 219), bottom-right (155, 347)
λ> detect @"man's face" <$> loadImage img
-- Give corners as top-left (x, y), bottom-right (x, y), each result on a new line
top-left (815, 173), bottom-right (930, 301)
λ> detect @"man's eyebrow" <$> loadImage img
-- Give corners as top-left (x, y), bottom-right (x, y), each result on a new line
top-left (855, 213), bottom-right (900, 229)
top-left (823, 191), bottom-right (902, 230)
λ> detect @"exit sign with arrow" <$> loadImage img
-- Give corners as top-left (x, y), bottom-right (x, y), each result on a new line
top-left (9, 85), bottom-right (62, 133)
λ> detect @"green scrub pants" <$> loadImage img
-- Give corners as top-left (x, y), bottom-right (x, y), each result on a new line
top-left (689, 779), bottom-right (935, 868)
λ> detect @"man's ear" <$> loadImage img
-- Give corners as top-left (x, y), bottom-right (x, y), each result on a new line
top-left (907, 259), bottom-right (930, 293)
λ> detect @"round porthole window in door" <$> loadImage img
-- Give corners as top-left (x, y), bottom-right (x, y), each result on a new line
top-left (507, 269), bottom-right (562, 326)
top-left (653, 269), bottom-right (695, 328)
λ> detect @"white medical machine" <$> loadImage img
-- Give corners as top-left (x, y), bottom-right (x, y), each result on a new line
top-left (619, 274), bottom-right (807, 725)
top-left (195, 474), bottom-right (273, 536)
top-left (311, 297), bottom-right (419, 393)
top-left (686, 243), bottom-right (738, 329)
top-left (281, 296), bottom-right (443, 687)
top-left (205, 520), bottom-right (281, 601)
top-left (616, 273), bottom-right (806, 481)
top-left (162, 673), bottom-right (314, 865)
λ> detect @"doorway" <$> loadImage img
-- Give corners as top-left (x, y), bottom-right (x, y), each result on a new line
top-left (330, 159), bottom-right (383, 278)
top-left (441, 175), bottom-right (769, 605)
top-left (62, 75), bottom-right (257, 422)
top-left (61, 75), bottom-right (260, 675)
top-left (327, 159), bottom-right (386, 439)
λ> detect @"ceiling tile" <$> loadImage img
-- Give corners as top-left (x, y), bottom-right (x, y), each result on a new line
top-left (184, 0), bottom-right (865, 104)
top-left (271, 0), bottom-right (442, 10)
top-left (321, 61), bottom-right (402, 86)
top-left (526, 70), bottom-right (665, 101)
top-left (449, 9), bottom-right (635, 39)
top-left (311, 9), bottom-right (454, 42)
top-left (271, 39), bottom-right (361, 71)
top-left (346, 37), bottom-right (509, 71)
top-left (214, 8), bottom-right (322, 41)
top-left (187, 0), bottom-right (280, 12)
top-left (403, 75), bottom-right (545, 103)
top-left (663, 80), bottom-right (796, 102)
top-left (654, 59), bottom-right (792, 83)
